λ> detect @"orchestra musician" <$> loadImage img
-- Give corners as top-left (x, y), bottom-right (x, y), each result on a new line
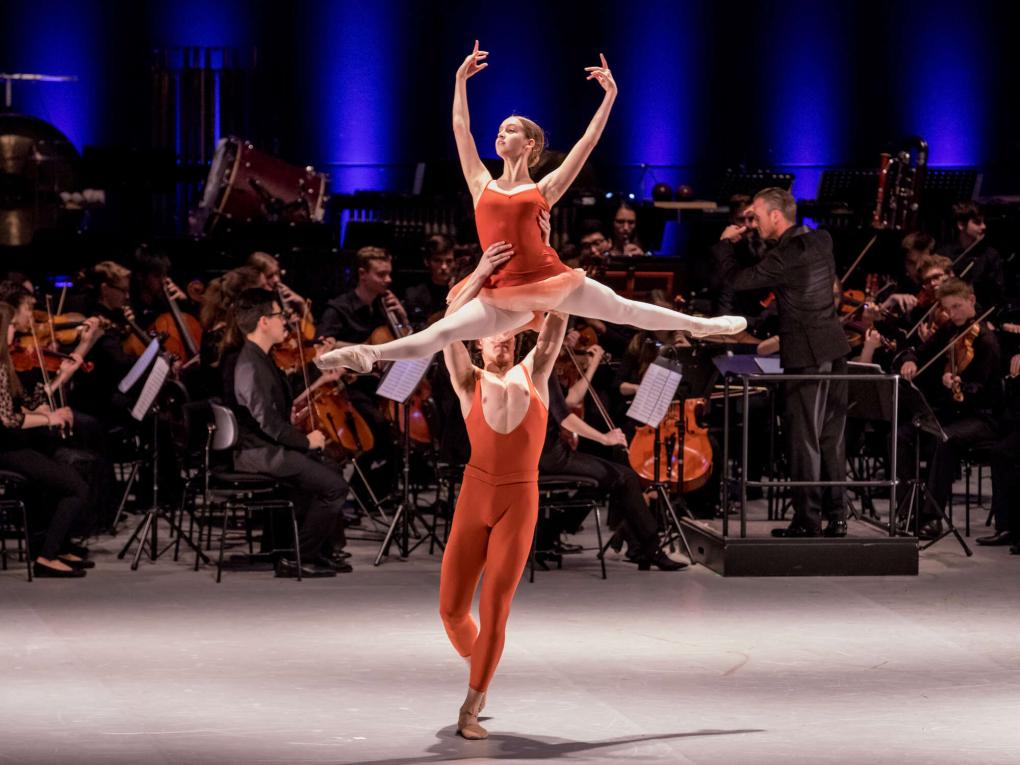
top-left (608, 201), bottom-right (644, 258)
top-left (224, 288), bottom-right (351, 578)
top-left (939, 201), bottom-right (1004, 308)
top-left (896, 278), bottom-right (1002, 538)
top-left (404, 233), bottom-right (457, 329)
top-left (729, 187), bottom-right (852, 538)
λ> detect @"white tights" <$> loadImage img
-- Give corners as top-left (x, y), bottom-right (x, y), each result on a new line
top-left (363, 277), bottom-right (739, 362)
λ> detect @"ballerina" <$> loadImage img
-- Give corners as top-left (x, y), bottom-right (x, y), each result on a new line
top-left (317, 41), bottom-right (746, 373)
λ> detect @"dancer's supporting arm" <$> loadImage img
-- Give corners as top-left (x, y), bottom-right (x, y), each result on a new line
top-left (453, 40), bottom-right (493, 204)
top-left (538, 53), bottom-right (616, 207)
top-left (525, 311), bottom-right (569, 407)
top-left (443, 239), bottom-right (516, 398)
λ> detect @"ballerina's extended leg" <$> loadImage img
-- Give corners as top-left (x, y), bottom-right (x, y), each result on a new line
top-left (555, 277), bottom-right (747, 336)
top-left (316, 299), bottom-right (532, 371)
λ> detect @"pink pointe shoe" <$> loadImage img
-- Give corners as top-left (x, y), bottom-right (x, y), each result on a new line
top-left (314, 344), bottom-right (380, 373)
top-left (687, 314), bottom-right (748, 339)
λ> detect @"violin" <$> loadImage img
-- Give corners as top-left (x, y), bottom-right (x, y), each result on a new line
top-left (272, 337), bottom-right (321, 373)
top-left (627, 398), bottom-right (713, 492)
top-left (152, 279), bottom-right (201, 361)
top-left (946, 323), bottom-right (979, 403)
top-left (272, 286), bottom-right (321, 374)
top-left (303, 382), bottom-right (376, 456)
top-left (11, 343), bottom-right (93, 374)
top-left (119, 307), bottom-right (161, 356)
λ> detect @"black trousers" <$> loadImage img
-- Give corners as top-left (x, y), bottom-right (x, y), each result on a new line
top-left (234, 447), bottom-right (346, 560)
top-left (781, 357), bottom-right (848, 531)
top-left (538, 442), bottom-right (660, 558)
top-left (897, 415), bottom-right (999, 521)
top-left (0, 448), bottom-right (89, 559)
top-left (989, 429), bottom-right (1020, 532)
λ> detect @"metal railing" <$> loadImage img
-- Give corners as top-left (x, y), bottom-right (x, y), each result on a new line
top-left (720, 372), bottom-right (901, 539)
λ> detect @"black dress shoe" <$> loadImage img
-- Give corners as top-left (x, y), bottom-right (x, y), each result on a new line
top-left (65, 543), bottom-right (90, 559)
top-left (274, 559), bottom-right (336, 578)
top-left (976, 530), bottom-right (1012, 546)
top-left (33, 562), bottom-right (86, 578)
top-left (59, 556), bottom-right (95, 569)
top-left (1010, 544), bottom-right (1019, 555)
top-left (771, 525), bottom-right (821, 538)
top-left (532, 551), bottom-right (561, 570)
top-left (314, 555), bottom-right (353, 573)
top-left (552, 539), bottom-right (583, 555)
top-left (823, 520), bottom-right (848, 538)
top-left (636, 552), bottom-right (689, 571)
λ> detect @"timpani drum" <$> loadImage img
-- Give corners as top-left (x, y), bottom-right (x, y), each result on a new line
top-left (192, 136), bottom-right (327, 234)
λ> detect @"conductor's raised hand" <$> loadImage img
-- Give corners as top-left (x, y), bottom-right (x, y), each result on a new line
top-left (584, 53), bottom-right (616, 95)
top-left (456, 40), bottom-right (489, 81)
top-left (475, 240), bottom-right (514, 278)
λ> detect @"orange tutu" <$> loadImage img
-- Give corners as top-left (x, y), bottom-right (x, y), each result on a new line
top-left (446, 268), bottom-right (586, 332)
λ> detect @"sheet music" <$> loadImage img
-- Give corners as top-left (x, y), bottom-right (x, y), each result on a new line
top-left (754, 356), bottom-right (784, 374)
top-left (118, 338), bottom-right (160, 393)
top-left (376, 356), bottom-right (433, 403)
top-left (130, 356), bottom-right (169, 421)
top-left (626, 358), bottom-right (683, 427)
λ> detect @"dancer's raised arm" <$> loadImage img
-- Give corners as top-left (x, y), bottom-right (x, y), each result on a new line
top-left (527, 310), bottom-right (569, 386)
top-left (538, 53), bottom-right (617, 207)
top-left (453, 40), bottom-right (493, 204)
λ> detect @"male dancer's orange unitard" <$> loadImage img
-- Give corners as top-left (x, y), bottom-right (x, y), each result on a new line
top-left (437, 237), bottom-right (568, 740)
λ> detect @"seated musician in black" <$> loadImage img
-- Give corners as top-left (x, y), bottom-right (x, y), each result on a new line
top-left (0, 302), bottom-right (91, 577)
top-left (317, 247), bottom-right (402, 501)
top-left (226, 289), bottom-right (350, 577)
top-left (938, 201), bottom-right (1005, 309)
top-left (897, 278), bottom-right (1001, 538)
top-left (319, 247), bottom-right (408, 342)
top-left (537, 368), bottom-right (685, 571)
top-left (404, 234), bottom-right (456, 330)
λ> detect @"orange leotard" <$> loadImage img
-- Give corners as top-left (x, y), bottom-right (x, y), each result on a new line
top-left (438, 363), bottom-right (548, 693)
top-left (447, 183), bottom-right (585, 320)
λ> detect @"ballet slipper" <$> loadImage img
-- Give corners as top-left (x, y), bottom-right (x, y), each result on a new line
top-left (314, 344), bottom-right (379, 373)
top-left (457, 705), bottom-right (489, 740)
top-left (687, 314), bottom-right (748, 338)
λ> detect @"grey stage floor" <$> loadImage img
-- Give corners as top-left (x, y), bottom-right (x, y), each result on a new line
top-left (2, 500), bottom-right (1020, 765)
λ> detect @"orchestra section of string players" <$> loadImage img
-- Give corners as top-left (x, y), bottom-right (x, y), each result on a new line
top-left (3, 194), bottom-right (1020, 581)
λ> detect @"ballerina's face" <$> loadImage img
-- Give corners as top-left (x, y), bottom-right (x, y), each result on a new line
top-left (495, 118), bottom-right (534, 163)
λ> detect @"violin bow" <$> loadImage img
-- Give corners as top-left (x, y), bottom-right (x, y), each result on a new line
top-left (279, 285), bottom-right (319, 431)
top-left (28, 317), bottom-right (68, 439)
top-left (913, 306), bottom-right (996, 378)
top-left (839, 234), bottom-right (879, 286)
top-left (905, 260), bottom-right (975, 339)
top-left (563, 344), bottom-right (617, 433)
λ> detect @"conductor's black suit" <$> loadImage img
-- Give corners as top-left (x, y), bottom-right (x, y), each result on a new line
top-left (731, 225), bottom-right (852, 532)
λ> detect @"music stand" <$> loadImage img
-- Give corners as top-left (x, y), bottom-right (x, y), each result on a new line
top-left (373, 356), bottom-right (444, 564)
top-left (116, 346), bottom-right (210, 569)
top-left (626, 353), bottom-right (701, 565)
top-left (896, 380), bottom-right (972, 556)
